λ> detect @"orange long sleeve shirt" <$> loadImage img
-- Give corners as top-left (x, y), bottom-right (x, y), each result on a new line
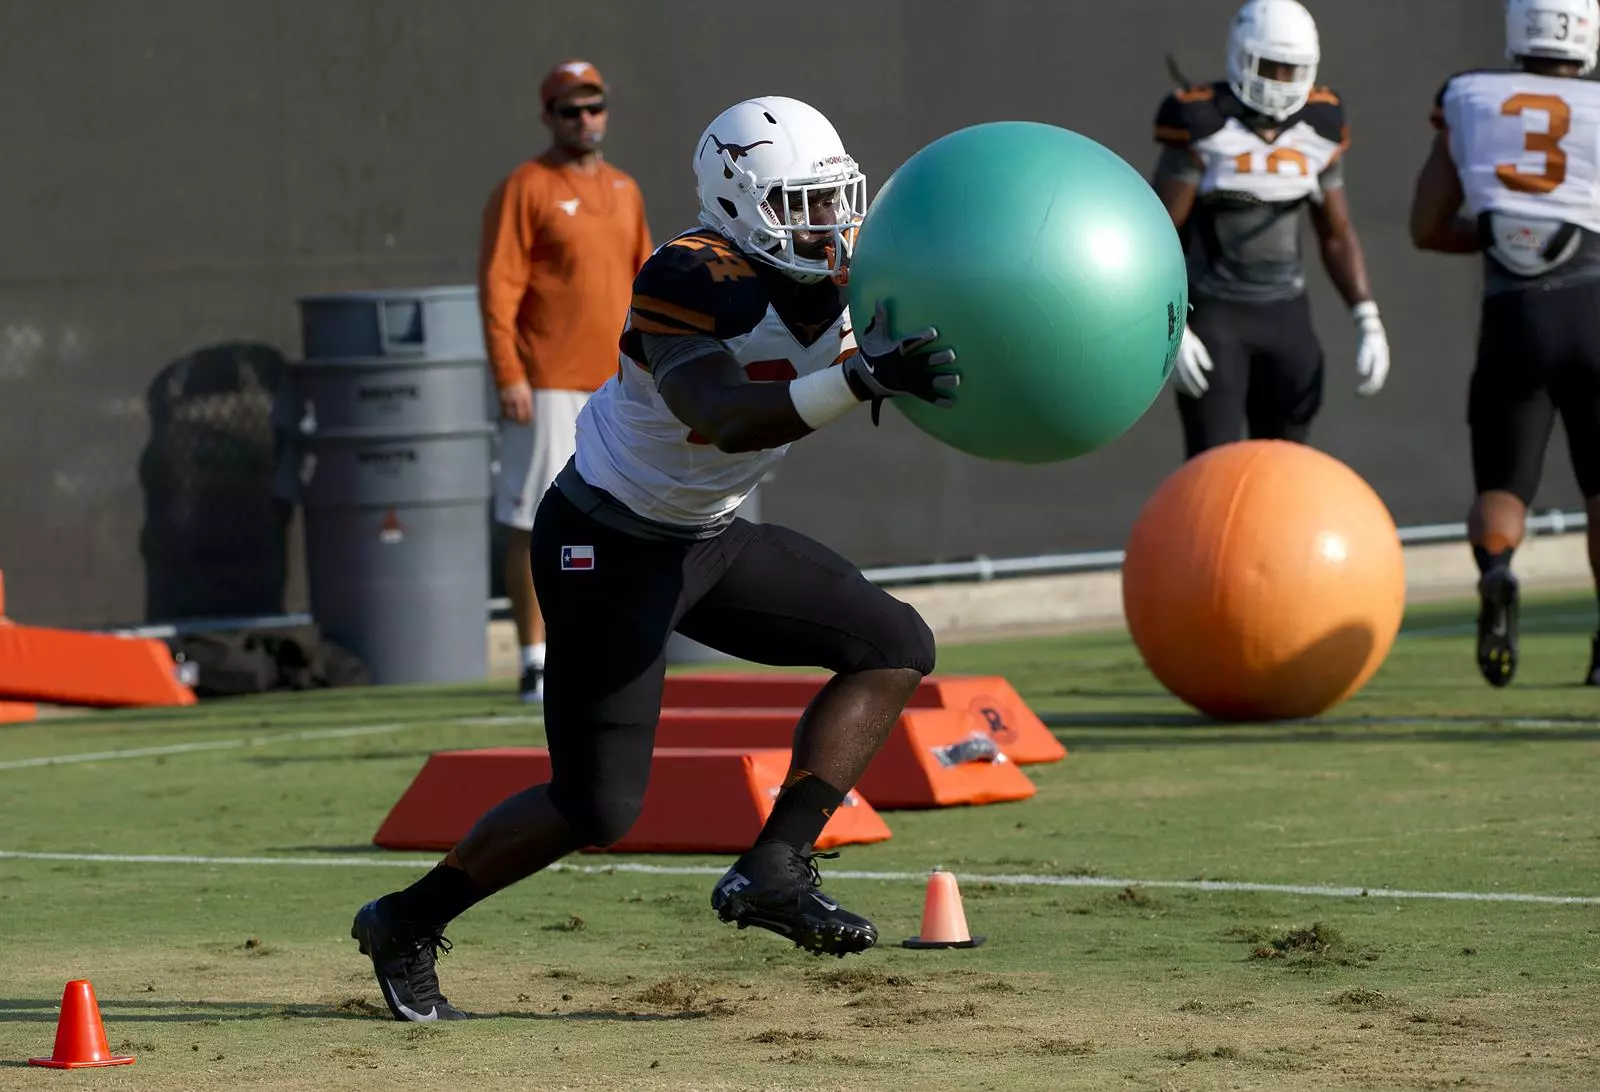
top-left (478, 152), bottom-right (653, 392)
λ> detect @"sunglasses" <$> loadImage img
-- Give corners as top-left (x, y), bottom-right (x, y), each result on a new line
top-left (554, 101), bottom-right (607, 120)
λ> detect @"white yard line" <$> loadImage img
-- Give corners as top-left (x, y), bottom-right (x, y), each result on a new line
top-left (0, 849), bottom-right (1594, 906)
top-left (9, 706), bottom-right (1594, 773)
top-left (0, 714), bottom-right (542, 771)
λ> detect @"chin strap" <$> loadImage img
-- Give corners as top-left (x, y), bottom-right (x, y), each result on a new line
top-left (824, 244), bottom-right (849, 286)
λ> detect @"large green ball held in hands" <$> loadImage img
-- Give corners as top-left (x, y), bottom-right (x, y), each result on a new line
top-left (847, 122), bottom-right (1187, 464)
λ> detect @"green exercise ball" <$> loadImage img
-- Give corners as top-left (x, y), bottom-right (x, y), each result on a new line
top-left (848, 121), bottom-right (1186, 464)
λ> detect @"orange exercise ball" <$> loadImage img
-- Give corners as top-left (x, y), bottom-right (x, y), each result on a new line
top-left (1122, 440), bottom-right (1406, 721)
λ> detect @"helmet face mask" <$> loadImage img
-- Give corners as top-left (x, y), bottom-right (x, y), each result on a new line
top-left (760, 177), bottom-right (866, 269)
top-left (694, 97), bottom-right (867, 284)
top-left (1226, 0), bottom-right (1321, 121)
top-left (1506, 0), bottom-right (1600, 75)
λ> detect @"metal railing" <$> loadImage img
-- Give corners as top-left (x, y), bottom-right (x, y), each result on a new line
top-left (106, 507), bottom-right (1588, 640)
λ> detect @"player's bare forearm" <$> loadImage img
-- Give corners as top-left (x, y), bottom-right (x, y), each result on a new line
top-left (1409, 131), bottom-right (1478, 253)
top-left (659, 351), bottom-right (826, 454)
top-left (1310, 188), bottom-right (1372, 305)
top-left (1317, 229), bottom-right (1373, 307)
top-left (1412, 216), bottom-right (1480, 254)
top-left (1154, 176), bottom-right (1197, 230)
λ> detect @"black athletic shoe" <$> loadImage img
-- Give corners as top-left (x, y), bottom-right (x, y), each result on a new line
top-left (519, 665), bottom-right (544, 704)
top-left (711, 843), bottom-right (877, 958)
top-left (1476, 568), bottom-right (1520, 688)
top-left (350, 899), bottom-right (468, 1022)
top-left (1585, 633), bottom-right (1600, 687)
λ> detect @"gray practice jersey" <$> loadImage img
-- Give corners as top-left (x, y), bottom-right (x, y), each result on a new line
top-left (1153, 82), bottom-right (1349, 305)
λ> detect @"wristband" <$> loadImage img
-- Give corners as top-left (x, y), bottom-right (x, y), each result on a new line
top-left (787, 366), bottom-right (861, 430)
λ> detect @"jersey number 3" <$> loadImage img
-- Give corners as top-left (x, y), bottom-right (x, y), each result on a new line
top-left (1498, 93), bottom-right (1571, 194)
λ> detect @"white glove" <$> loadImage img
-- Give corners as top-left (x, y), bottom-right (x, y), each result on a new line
top-left (1353, 301), bottom-right (1389, 397)
top-left (1172, 324), bottom-right (1213, 398)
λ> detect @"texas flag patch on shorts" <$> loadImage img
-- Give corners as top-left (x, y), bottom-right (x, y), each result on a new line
top-left (561, 545), bottom-right (595, 571)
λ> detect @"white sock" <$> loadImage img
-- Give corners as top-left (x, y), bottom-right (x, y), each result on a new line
top-left (521, 643), bottom-right (546, 671)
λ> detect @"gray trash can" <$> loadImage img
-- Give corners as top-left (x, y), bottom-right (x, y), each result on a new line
top-left (291, 287), bottom-right (492, 685)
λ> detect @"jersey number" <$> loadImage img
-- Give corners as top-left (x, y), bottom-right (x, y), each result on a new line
top-left (1233, 148), bottom-right (1310, 176)
top-left (1497, 93), bottom-right (1572, 195)
top-left (672, 235), bottom-right (755, 283)
top-left (686, 359), bottom-right (797, 445)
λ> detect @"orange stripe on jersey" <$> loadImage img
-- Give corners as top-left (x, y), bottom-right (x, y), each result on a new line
top-left (632, 294), bottom-right (715, 332)
top-left (667, 233), bottom-right (738, 259)
top-left (628, 313), bottom-right (690, 336)
top-left (1154, 125), bottom-right (1191, 144)
top-left (667, 234), bottom-right (755, 282)
top-left (1307, 87), bottom-right (1340, 106)
top-left (833, 346), bottom-right (860, 366)
top-left (1175, 85), bottom-right (1214, 103)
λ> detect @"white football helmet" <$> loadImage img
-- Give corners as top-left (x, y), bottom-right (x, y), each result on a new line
top-left (1226, 0), bottom-right (1321, 121)
top-left (693, 96), bottom-right (867, 283)
top-left (1507, 0), bottom-right (1600, 74)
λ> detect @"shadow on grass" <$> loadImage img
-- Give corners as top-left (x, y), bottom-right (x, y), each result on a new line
top-left (1044, 712), bottom-right (1600, 749)
top-left (0, 997), bottom-right (722, 1024)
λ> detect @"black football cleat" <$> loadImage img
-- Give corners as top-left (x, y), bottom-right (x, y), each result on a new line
top-left (1585, 633), bottom-right (1600, 687)
top-left (350, 899), bottom-right (469, 1022)
top-left (711, 843), bottom-right (877, 958)
top-left (1476, 567), bottom-right (1520, 688)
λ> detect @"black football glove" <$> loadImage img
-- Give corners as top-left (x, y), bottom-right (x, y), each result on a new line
top-left (843, 299), bottom-right (961, 424)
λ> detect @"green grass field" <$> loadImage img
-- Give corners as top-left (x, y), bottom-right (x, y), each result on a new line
top-left (2, 592), bottom-right (1598, 1091)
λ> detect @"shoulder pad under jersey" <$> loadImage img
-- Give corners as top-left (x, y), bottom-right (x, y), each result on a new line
top-left (1154, 82), bottom-right (1229, 147)
top-left (627, 230), bottom-right (769, 343)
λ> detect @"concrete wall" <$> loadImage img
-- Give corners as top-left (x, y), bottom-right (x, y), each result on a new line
top-left (1, 0), bottom-right (1557, 627)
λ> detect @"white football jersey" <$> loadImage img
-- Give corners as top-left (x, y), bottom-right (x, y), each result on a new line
top-left (1158, 84), bottom-right (1349, 205)
top-left (573, 229), bottom-right (855, 528)
top-left (1439, 70), bottom-right (1600, 234)
top-left (1193, 117), bottom-right (1345, 203)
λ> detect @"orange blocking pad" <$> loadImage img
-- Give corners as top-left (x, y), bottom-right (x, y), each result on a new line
top-left (660, 673), bottom-right (1066, 765)
top-left (0, 626), bottom-right (195, 708)
top-left (374, 747), bottom-right (892, 853)
top-left (0, 702), bottom-right (38, 724)
top-left (654, 708), bottom-right (1036, 810)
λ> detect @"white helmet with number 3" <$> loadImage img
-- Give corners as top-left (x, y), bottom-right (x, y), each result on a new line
top-left (1506, 0), bottom-right (1600, 74)
top-left (1226, 0), bottom-right (1321, 121)
top-left (693, 96), bottom-right (867, 284)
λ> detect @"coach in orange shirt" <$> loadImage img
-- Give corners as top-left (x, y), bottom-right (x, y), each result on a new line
top-left (479, 59), bottom-right (652, 703)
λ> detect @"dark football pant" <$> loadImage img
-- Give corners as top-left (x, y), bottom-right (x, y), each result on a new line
top-left (530, 485), bottom-right (936, 847)
top-left (1176, 293), bottom-right (1325, 459)
top-left (1469, 281), bottom-right (1600, 503)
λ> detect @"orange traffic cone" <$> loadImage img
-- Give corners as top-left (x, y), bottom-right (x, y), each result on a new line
top-left (902, 869), bottom-right (986, 949)
top-left (29, 980), bottom-right (135, 1068)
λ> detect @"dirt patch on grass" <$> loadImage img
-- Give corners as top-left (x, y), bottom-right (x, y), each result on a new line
top-left (748, 1028), bottom-right (829, 1044)
top-left (330, 997), bottom-right (387, 1018)
top-left (1234, 922), bottom-right (1381, 970)
top-left (1333, 987), bottom-right (1390, 1011)
top-left (806, 966), bottom-right (917, 992)
top-left (1166, 1044), bottom-right (1243, 1062)
top-left (632, 975), bottom-right (735, 1016)
top-left (1033, 1037), bottom-right (1097, 1056)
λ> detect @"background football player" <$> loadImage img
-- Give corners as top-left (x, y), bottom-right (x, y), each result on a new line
top-left (1152, 0), bottom-right (1391, 459)
top-left (1410, 0), bottom-right (1600, 688)
top-left (349, 96), bottom-right (961, 1021)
